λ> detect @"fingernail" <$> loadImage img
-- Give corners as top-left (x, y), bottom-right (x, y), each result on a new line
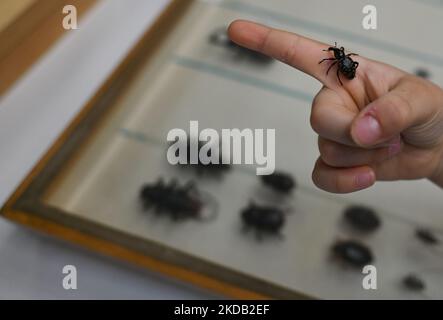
top-left (355, 171), bottom-right (375, 189)
top-left (354, 114), bottom-right (382, 145)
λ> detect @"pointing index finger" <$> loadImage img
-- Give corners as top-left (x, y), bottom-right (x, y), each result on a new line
top-left (228, 20), bottom-right (335, 85)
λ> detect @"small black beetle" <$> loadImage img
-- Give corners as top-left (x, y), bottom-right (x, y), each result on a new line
top-left (343, 205), bottom-right (381, 232)
top-left (174, 138), bottom-right (231, 176)
top-left (209, 27), bottom-right (274, 65)
top-left (415, 228), bottom-right (439, 245)
top-left (403, 274), bottom-right (426, 292)
top-left (332, 240), bottom-right (373, 268)
top-left (241, 202), bottom-right (286, 239)
top-left (414, 68), bottom-right (431, 79)
top-left (261, 171), bottom-right (296, 194)
top-left (319, 42), bottom-right (359, 85)
top-left (140, 178), bottom-right (214, 221)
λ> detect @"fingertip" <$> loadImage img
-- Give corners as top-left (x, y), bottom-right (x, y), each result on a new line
top-left (227, 20), bottom-right (269, 50)
top-left (354, 167), bottom-right (376, 190)
top-left (312, 159), bottom-right (376, 193)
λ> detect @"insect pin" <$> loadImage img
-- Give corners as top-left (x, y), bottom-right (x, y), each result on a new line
top-left (318, 42), bottom-right (359, 85)
top-left (140, 178), bottom-right (217, 221)
top-left (241, 202), bottom-right (287, 240)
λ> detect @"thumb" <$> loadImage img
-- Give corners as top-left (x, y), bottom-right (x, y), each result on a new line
top-left (350, 77), bottom-right (437, 147)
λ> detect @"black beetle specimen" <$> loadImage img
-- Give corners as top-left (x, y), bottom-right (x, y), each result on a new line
top-left (343, 205), bottom-right (381, 232)
top-left (261, 171), bottom-right (296, 194)
top-left (140, 178), bottom-right (216, 221)
top-left (332, 240), bottom-right (373, 268)
top-left (173, 137), bottom-right (231, 176)
top-left (319, 42), bottom-right (359, 85)
top-left (402, 274), bottom-right (426, 292)
top-left (415, 228), bottom-right (439, 245)
top-left (209, 28), bottom-right (274, 65)
top-left (414, 68), bottom-right (431, 79)
top-left (241, 202), bottom-right (286, 239)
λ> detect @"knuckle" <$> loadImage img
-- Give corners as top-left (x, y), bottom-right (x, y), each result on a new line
top-left (318, 139), bottom-right (341, 166)
top-left (257, 29), bottom-right (273, 53)
top-left (282, 36), bottom-right (300, 65)
top-left (385, 92), bottom-right (412, 129)
top-left (310, 103), bottom-right (324, 135)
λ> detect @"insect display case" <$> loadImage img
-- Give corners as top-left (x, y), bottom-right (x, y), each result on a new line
top-left (2, 0), bottom-right (443, 299)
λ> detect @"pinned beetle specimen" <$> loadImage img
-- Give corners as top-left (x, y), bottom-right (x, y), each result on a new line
top-left (261, 171), bottom-right (296, 194)
top-left (332, 240), bottom-right (373, 268)
top-left (343, 205), bottom-right (381, 233)
top-left (414, 68), bottom-right (431, 79)
top-left (241, 202), bottom-right (286, 239)
top-left (319, 42), bottom-right (359, 85)
top-left (172, 137), bottom-right (231, 176)
top-left (209, 27), bottom-right (274, 65)
top-left (402, 274), bottom-right (426, 292)
top-left (140, 178), bottom-right (217, 221)
top-left (415, 228), bottom-right (439, 246)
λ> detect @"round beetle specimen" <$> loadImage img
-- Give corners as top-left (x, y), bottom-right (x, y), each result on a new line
top-left (343, 205), bottom-right (381, 232)
top-left (241, 202), bottom-right (286, 239)
top-left (261, 171), bottom-right (296, 194)
top-left (332, 240), bottom-right (373, 268)
top-left (403, 274), bottom-right (426, 292)
top-left (140, 178), bottom-right (216, 221)
top-left (415, 228), bottom-right (439, 245)
top-left (318, 42), bottom-right (359, 85)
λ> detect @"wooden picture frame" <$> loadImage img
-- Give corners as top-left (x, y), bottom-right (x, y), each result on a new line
top-left (0, 0), bottom-right (97, 96)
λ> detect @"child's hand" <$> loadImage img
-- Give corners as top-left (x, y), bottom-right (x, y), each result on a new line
top-left (228, 20), bottom-right (443, 193)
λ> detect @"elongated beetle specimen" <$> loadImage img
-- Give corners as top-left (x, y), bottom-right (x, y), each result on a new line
top-left (261, 171), bottom-right (296, 194)
top-left (140, 179), bottom-right (217, 221)
top-left (415, 228), bottom-right (439, 245)
top-left (319, 42), bottom-right (359, 85)
top-left (343, 205), bottom-right (381, 232)
top-left (210, 27), bottom-right (274, 65)
top-left (403, 274), bottom-right (426, 292)
top-left (241, 202), bottom-right (286, 239)
top-left (332, 240), bottom-right (373, 268)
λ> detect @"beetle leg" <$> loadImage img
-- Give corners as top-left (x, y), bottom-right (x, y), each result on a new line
top-left (347, 53), bottom-right (358, 57)
top-left (326, 60), bottom-right (338, 75)
top-left (318, 57), bottom-right (335, 64)
top-left (336, 67), bottom-right (343, 85)
top-left (353, 61), bottom-right (359, 67)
